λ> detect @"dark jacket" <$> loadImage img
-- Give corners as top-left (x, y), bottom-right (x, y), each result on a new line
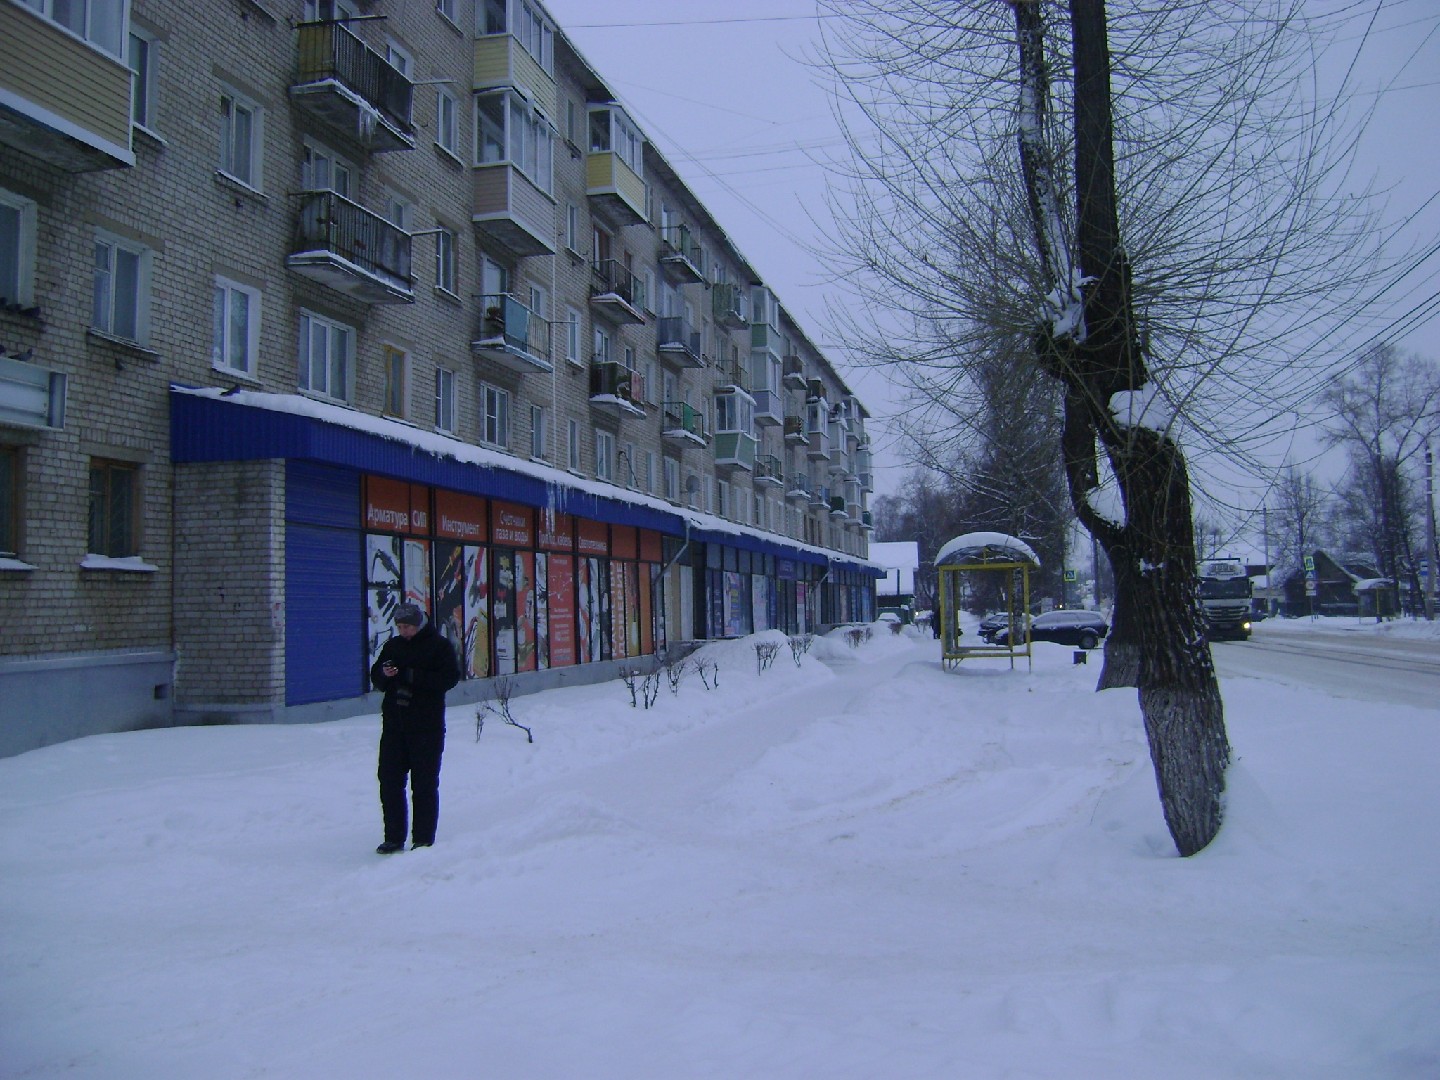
top-left (370, 622), bottom-right (461, 726)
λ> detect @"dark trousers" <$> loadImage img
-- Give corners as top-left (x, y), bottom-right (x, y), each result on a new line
top-left (378, 718), bottom-right (445, 846)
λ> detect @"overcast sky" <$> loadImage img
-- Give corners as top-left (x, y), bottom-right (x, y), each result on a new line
top-left (543, 1), bottom-right (1440, 500)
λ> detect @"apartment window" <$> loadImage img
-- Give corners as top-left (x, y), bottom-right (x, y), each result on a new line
top-left (128, 29), bottom-right (157, 130)
top-left (714, 392), bottom-right (752, 435)
top-left (435, 365), bottom-right (456, 433)
top-left (303, 0), bottom-right (358, 20)
top-left (644, 450), bottom-right (656, 494)
top-left (514, 1), bottom-right (554, 72)
top-left (663, 457), bottom-right (679, 502)
top-left (479, 383), bottom-right (509, 447)
top-left (595, 430), bottom-right (614, 482)
top-left (437, 88), bottom-right (459, 156)
top-left (382, 345), bottom-right (408, 418)
top-left (555, 307), bottom-right (577, 364)
top-left (92, 233), bottom-right (151, 344)
top-left (87, 458), bottom-right (139, 558)
top-left (302, 142), bottom-right (352, 196)
top-left (298, 311), bottom-right (354, 403)
top-left (565, 99), bottom-right (579, 145)
top-left (530, 404), bottom-right (547, 459)
top-left (565, 203), bottom-right (580, 252)
top-left (434, 0), bottom-right (456, 26)
top-left (435, 225), bottom-right (457, 294)
top-left (219, 87), bottom-right (262, 189)
top-left (26, 0), bottom-right (124, 56)
top-left (0, 445), bottom-right (17, 557)
top-left (716, 480), bottom-right (729, 519)
top-left (212, 277), bottom-right (260, 376)
top-left (593, 326), bottom-right (611, 364)
top-left (385, 41), bottom-right (413, 78)
top-left (567, 418), bottom-right (580, 471)
top-left (0, 188), bottom-right (37, 308)
top-left (620, 441), bottom-right (635, 487)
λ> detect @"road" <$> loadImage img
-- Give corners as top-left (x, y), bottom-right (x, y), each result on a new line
top-left (1211, 623), bottom-right (1440, 710)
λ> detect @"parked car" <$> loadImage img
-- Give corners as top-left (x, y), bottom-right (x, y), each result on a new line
top-left (978, 613), bottom-right (1012, 643)
top-left (996, 609), bottom-right (1109, 650)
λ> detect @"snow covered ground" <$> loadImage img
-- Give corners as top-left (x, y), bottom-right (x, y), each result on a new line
top-left (2, 617), bottom-right (1437, 1079)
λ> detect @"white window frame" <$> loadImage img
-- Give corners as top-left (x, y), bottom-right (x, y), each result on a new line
top-left (302, 140), bottom-right (353, 196)
top-left (664, 458), bottom-right (679, 502)
top-left (567, 418), bottom-right (581, 471)
top-left (0, 188), bottom-right (38, 309)
top-left (25, 0), bottom-right (124, 57)
top-left (435, 364), bottom-right (457, 433)
top-left (479, 382), bottom-right (509, 448)
top-left (595, 429), bottom-right (614, 482)
top-left (92, 231), bottom-right (152, 345)
top-left (593, 325), bottom-right (611, 365)
top-left (565, 306), bottom-right (582, 364)
top-left (212, 276), bottom-right (260, 377)
top-left (565, 203), bottom-right (580, 253)
top-left (385, 40), bottom-right (413, 78)
top-left (219, 85), bottom-right (263, 191)
top-left (436, 0), bottom-right (457, 27)
top-left (298, 310), bottom-right (354, 403)
top-left (436, 87), bottom-right (460, 157)
top-left (435, 224), bottom-right (457, 295)
top-left (473, 90), bottom-right (553, 195)
top-left (382, 344), bottom-right (409, 419)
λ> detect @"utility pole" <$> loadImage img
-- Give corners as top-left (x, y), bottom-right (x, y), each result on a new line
top-left (1426, 446), bottom-right (1436, 620)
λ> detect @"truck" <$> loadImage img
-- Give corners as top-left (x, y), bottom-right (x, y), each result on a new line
top-left (1197, 558), bottom-right (1253, 641)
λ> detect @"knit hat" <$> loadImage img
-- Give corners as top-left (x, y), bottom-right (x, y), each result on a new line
top-left (393, 603), bottom-right (424, 627)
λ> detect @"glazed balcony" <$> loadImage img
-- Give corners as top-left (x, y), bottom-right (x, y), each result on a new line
top-left (288, 190), bottom-right (413, 304)
top-left (713, 431), bottom-right (757, 474)
top-left (473, 162), bottom-right (555, 258)
top-left (472, 33), bottom-right (557, 120)
top-left (590, 259), bottom-right (647, 324)
top-left (589, 360), bottom-right (646, 417)
top-left (293, 21), bottom-right (414, 153)
top-left (712, 282), bottom-right (749, 329)
top-left (586, 105), bottom-right (646, 225)
top-left (659, 224), bottom-right (705, 284)
top-left (656, 315), bottom-right (705, 368)
top-left (0, 3), bottom-right (134, 171)
top-left (754, 454), bottom-right (784, 488)
top-left (661, 401), bottom-right (708, 447)
top-left (472, 293), bottom-right (553, 374)
top-left (752, 387), bottom-right (783, 428)
top-left (807, 427), bottom-right (831, 461)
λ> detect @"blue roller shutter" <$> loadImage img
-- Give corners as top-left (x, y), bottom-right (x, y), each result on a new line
top-left (286, 463), bottom-right (363, 705)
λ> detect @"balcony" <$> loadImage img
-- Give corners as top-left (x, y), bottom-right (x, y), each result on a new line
top-left (712, 358), bottom-right (750, 395)
top-left (473, 33), bottom-right (557, 120)
top-left (713, 431), bottom-right (757, 473)
top-left (806, 378), bottom-right (828, 404)
top-left (782, 353), bottom-right (806, 390)
top-left (659, 225), bottom-right (705, 284)
top-left (753, 387), bottom-right (783, 428)
top-left (292, 21), bottom-right (414, 153)
top-left (807, 427), bottom-right (831, 461)
top-left (590, 360), bottom-right (646, 417)
top-left (813, 483), bottom-right (830, 508)
top-left (0, 3), bottom-right (134, 171)
top-left (586, 105), bottom-right (646, 225)
top-left (860, 510), bottom-right (875, 532)
top-left (829, 495), bottom-right (848, 518)
top-left (754, 454), bottom-right (784, 488)
top-left (661, 401), bottom-right (708, 447)
top-left (288, 191), bottom-right (413, 304)
top-left (785, 472), bottom-right (811, 501)
top-left (656, 315), bottom-right (705, 368)
top-left (473, 163), bottom-right (555, 258)
top-left (856, 443), bottom-right (874, 491)
top-left (783, 413), bottom-right (807, 446)
top-left (472, 293), bottom-right (552, 374)
top-left (712, 282), bottom-right (749, 329)
top-left (590, 260), bottom-right (647, 324)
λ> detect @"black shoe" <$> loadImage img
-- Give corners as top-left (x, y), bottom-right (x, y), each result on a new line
top-left (411, 841), bottom-right (433, 850)
top-left (376, 841), bottom-right (405, 855)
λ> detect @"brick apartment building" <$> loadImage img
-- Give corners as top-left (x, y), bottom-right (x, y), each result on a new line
top-left (0, 0), bottom-right (879, 756)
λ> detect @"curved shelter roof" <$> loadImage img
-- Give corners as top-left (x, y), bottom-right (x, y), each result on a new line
top-left (934, 531), bottom-right (1041, 569)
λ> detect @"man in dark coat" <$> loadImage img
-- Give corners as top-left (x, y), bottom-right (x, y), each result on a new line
top-left (370, 602), bottom-right (460, 854)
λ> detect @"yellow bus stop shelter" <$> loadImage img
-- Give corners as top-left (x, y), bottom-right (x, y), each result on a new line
top-left (935, 532), bottom-right (1041, 671)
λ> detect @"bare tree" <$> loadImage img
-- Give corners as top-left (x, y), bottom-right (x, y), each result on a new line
top-left (815, 0), bottom-right (1392, 854)
top-left (1268, 465), bottom-right (1332, 577)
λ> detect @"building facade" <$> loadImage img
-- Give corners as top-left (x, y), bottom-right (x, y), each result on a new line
top-left (0, 0), bottom-right (879, 757)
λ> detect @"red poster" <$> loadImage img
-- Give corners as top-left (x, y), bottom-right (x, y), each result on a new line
top-left (548, 554), bottom-right (575, 667)
top-left (639, 563), bottom-right (653, 655)
top-left (611, 524), bottom-right (637, 560)
top-left (409, 485), bottom-right (431, 534)
top-left (516, 550), bottom-right (536, 672)
top-left (491, 500), bottom-right (534, 547)
top-left (364, 475), bottom-right (419, 534)
top-left (435, 490), bottom-right (487, 542)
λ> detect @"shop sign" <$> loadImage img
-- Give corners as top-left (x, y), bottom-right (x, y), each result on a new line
top-left (435, 490), bottom-right (486, 541)
top-left (492, 500), bottom-right (534, 547)
top-left (365, 475), bottom-right (422, 534)
top-left (539, 509), bottom-right (575, 551)
top-left (577, 518), bottom-right (609, 556)
top-left (611, 524), bottom-right (637, 560)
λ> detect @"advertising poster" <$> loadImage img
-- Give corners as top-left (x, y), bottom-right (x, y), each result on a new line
top-left (463, 546), bottom-right (489, 678)
top-left (434, 541), bottom-right (466, 676)
top-left (610, 560), bottom-right (628, 659)
top-left (548, 554), bottom-right (575, 666)
top-left (751, 576), bottom-right (769, 633)
top-left (593, 558), bottom-right (610, 662)
top-left (708, 570), bottom-right (724, 639)
top-left (726, 571), bottom-right (744, 638)
top-left (494, 548), bottom-right (516, 675)
top-left (797, 581), bottom-right (810, 633)
top-left (625, 562), bottom-right (641, 658)
top-left (516, 550), bottom-right (536, 673)
top-left (403, 538), bottom-right (431, 612)
top-left (534, 553), bottom-right (549, 670)
top-left (365, 533), bottom-right (402, 666)
top-left (640, 565), bottom-right (654, 656)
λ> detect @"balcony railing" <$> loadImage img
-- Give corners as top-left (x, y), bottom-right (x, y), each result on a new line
top-left (712, 282), bottom-right (748, 329)
top-left (754, 454), bottom-right (784, 487)
top-left (590, 259), bottom-right (647, 323)
top-left (782, 353), bottom-right (806, 389)
top-left (860, 510), bottom-right (875, 531)
top-left (590, 360), bottom-right (645, 416)
top-left (656, 315), bottom-right (705, 368)
top-left (659, 224), bottom-right (704, 284)
top-left (712, 357), bottom-right (749, 394)
top-left (473, 293), bottom-right (552, 374)
top-left (661, 401), bottom-right (708, 446)
top-left (288, 190), bottom-right (413, 304)
top-left (783, 413), bottom-right (807, 445)
top-left (294, 21), bottom-right (414, 152)
top-left (785, 472), bottom-right (812, 501)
